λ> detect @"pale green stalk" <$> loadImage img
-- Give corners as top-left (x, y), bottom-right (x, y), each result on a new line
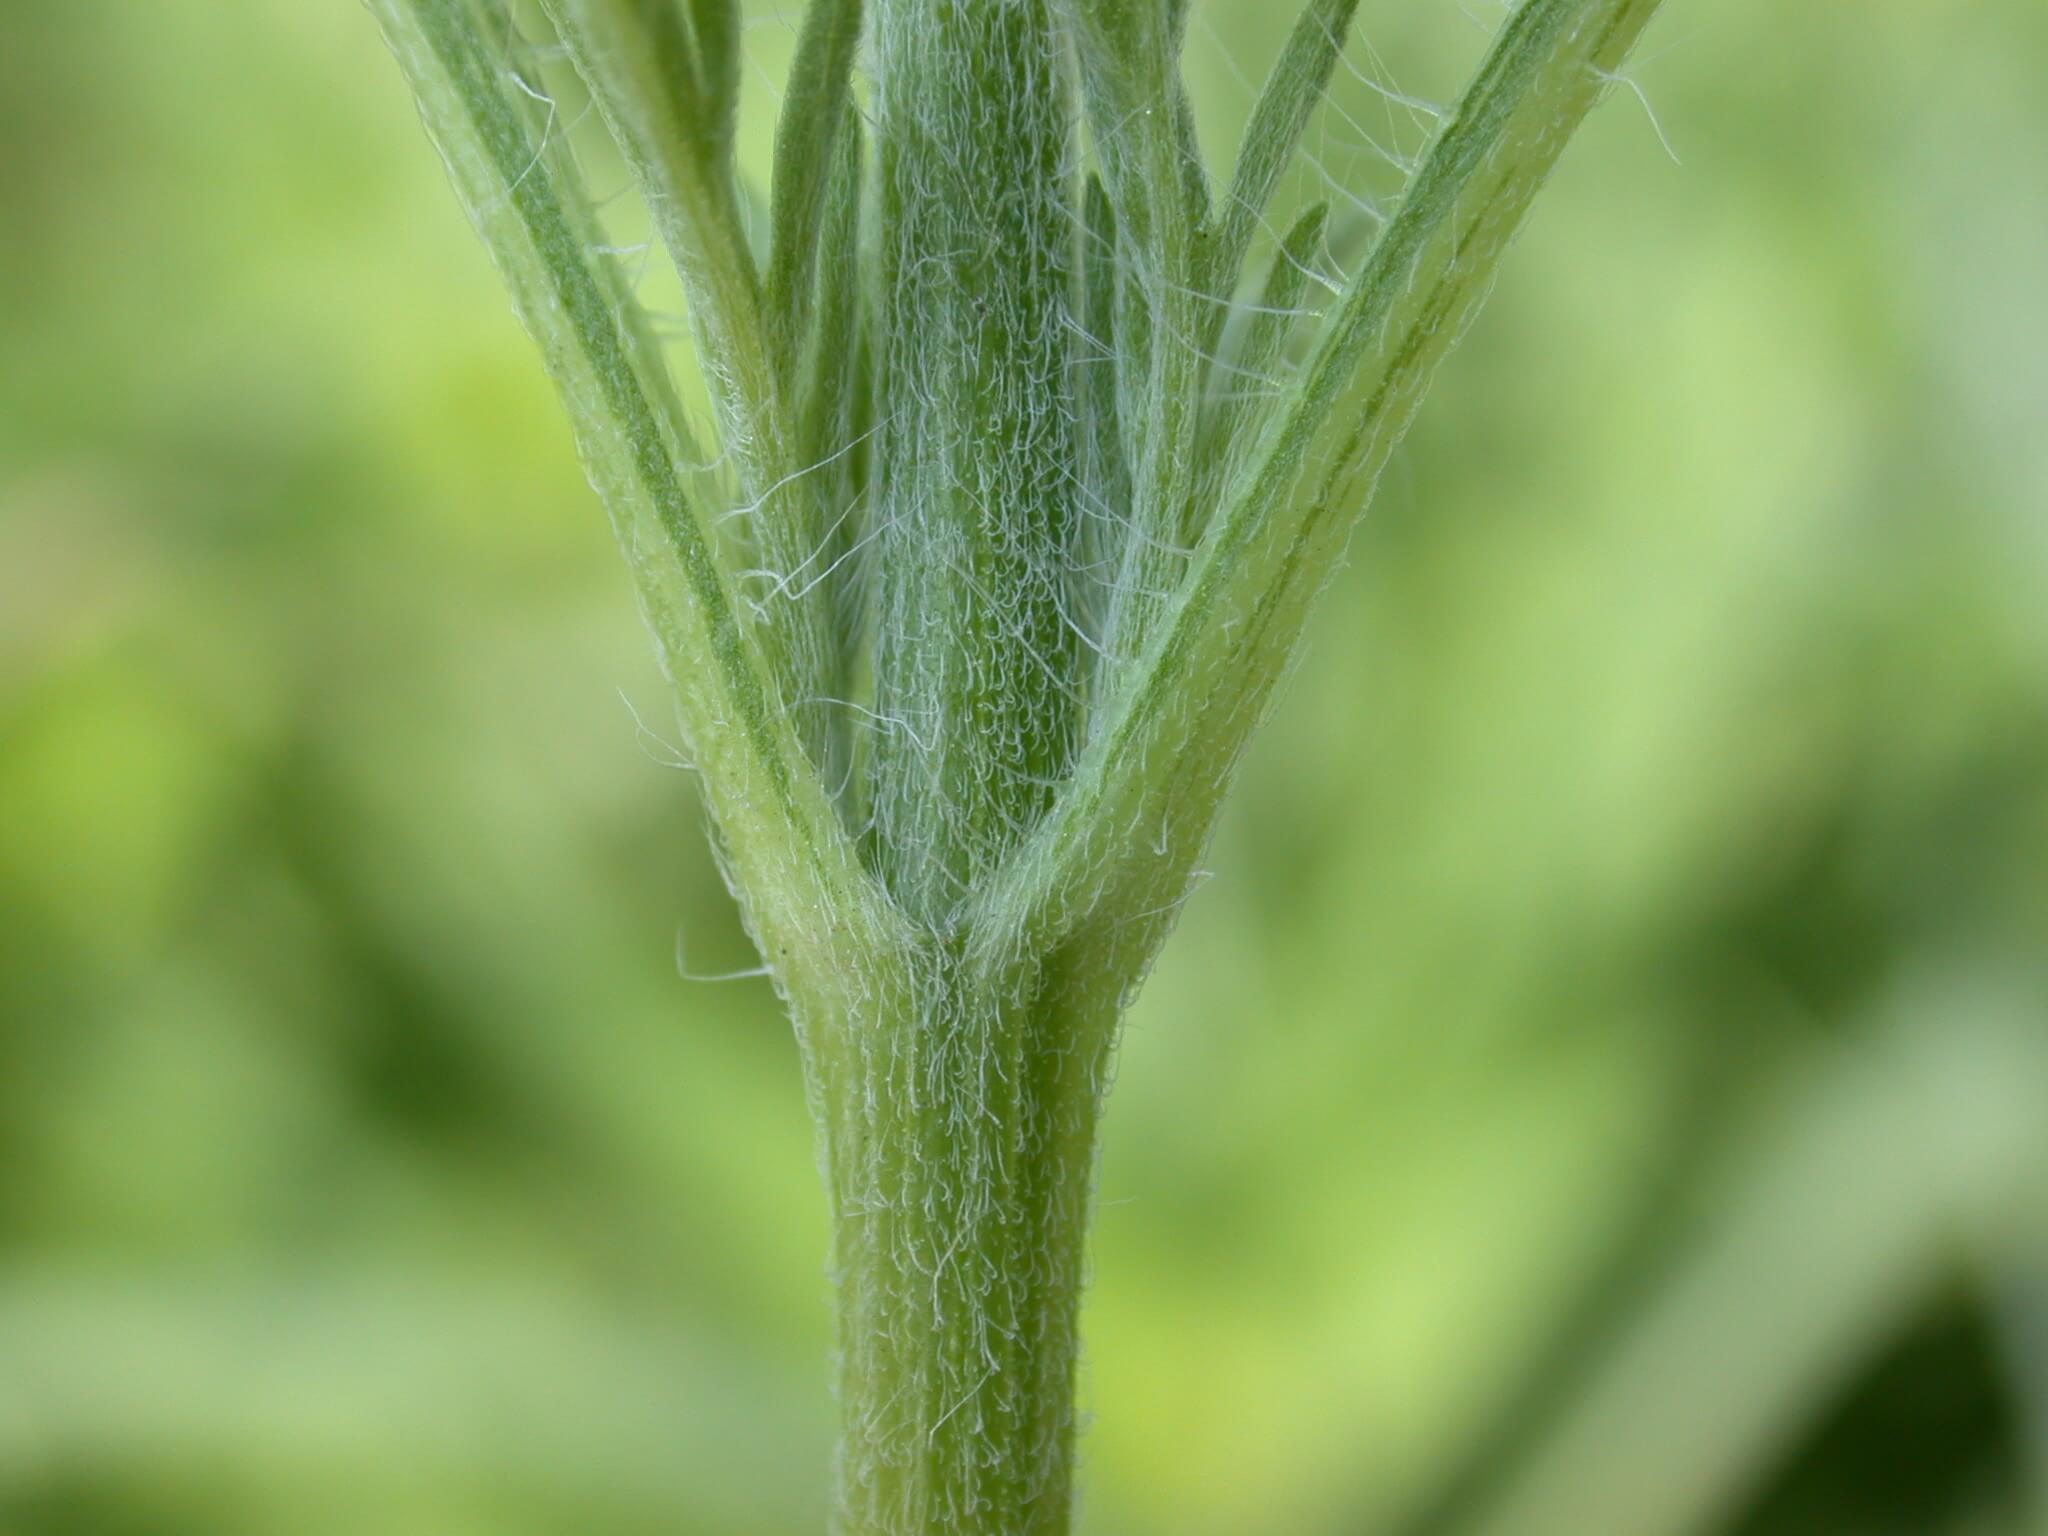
top-left (365, 0), bottom-right (1667, 1529)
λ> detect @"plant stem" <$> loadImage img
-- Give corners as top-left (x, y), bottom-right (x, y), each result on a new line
top-left (366, 0), bottom-right (1672, 1526)
top-left (820, 944), bottom-right (1114, 1535)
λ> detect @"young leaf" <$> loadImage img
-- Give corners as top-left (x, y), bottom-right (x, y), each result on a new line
top-left (1195, 199), bottom-right (1330, 537)
top-left (1062, 0), bottom-right (1209, 669)
top-left (795, 107), bottom-right (872, 797)
top-left (766, 0), bottom-right (864, 382)
top-left (543, 0), bottom-right (841, 772)
top-left (982, 0), bottom-right (1667, 969)
top-left (366, 0), bottom-right (879, 977)
top-left (1203, 0), bottom-right (1362, 316)
top-left (688, 0), bottom-right (741, 156)
top-left (1074, 171), bottom-right (1131, 651)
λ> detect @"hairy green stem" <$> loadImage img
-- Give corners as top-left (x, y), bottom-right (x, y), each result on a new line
top-left (821, 945), bottom-right (1111, 1534)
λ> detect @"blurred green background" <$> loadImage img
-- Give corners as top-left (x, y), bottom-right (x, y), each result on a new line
top-left (4, 2), bottom-right (2047, 1533)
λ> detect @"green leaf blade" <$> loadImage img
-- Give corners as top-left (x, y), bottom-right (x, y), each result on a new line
top-left (765, 0), bottom-right (865, 382)
top-left (367, 0), bottom-right (890, 990)
top-left (1194, 198), bottom-right (1331, 534)
top-left (985, 0), bottom-right (1669, 975)
top-left (544, 0), bottom-right (849, 779)
top-left (1204, 0), bottom-right (1362, 313)
top-left (688, 0), bottom-right (742, 154)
